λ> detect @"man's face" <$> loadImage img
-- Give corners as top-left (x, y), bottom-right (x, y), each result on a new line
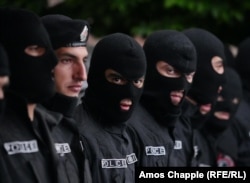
top-left (156, 61), bottom-right (195, 106)
top-left (105, 69), bottom-right (144, 111)
top-left (198, 56), bottom-right (225, 115)
top-left (0, 76), bottom-right (9, 99)
top-left (53, 47), bottom-right (88, 97)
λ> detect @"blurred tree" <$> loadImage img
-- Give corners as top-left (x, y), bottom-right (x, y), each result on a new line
top-left (1, 0), bottom-right (250, 44)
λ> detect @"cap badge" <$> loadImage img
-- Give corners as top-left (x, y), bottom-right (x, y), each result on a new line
top-left (80, 25), bottom-right (88, 42)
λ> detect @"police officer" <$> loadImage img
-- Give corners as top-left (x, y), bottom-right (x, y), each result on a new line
top-left (41, 14), bottom-right (91, 182)
top-left (199, 67), bottom-right (242, 166)
top-left (127, 30), bottom-right (197, 166)
top-left (75, 33), bottom-right (146, 182)
top-left (182, 28), bottom-right (227, 166)
top-left (0, 8), bottom-right (81, 183)
top-left (0, 7), bottom-right (59, 182)
top-left (41, 14), bottom-right (89, 117)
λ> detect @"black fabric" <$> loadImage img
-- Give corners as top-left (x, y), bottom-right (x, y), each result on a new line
top-left (224, 44), bottom-right (236, 68)
top-left (0, 43), bottom-right (9, 120)
top-left (181, 99), bottom-right (211, 129)
top-left (173, 115), bottom-right (197, 166)
top-left (127, 104), bottom-right (177, 167)
top-left (0, 8), bottom-right (57, 103)
top-left (183, 28), bottom-right (226, 105)
top-left (233, 37), bottom-right (250, 166)
top-left (85, 33), bottom-right (146, 124)
top-left (141, 30), bottom-right (197, 127)
top-left (235, 37), bottom-right (250, 92)
top-left (0, 99), bottom-right (6, 122)
top-left (204, 67), bottom-right (243, 135)
top-left (234, 92), bottom-right (250, 166)
top-left (216, 127), bottom-right (238, 167)
top-left (43, 92), bottom-right (79, 118)
top-left (76, 33), bottom-right (146, 182)
top-left (0, 43), bottom-right (9, 76)
top-left (195, 68), bottom-right (242, 167)
top-left (0, 93), bottom-right (56, 183)
top-left (196, 129), bottom-right (237, 167)
top-left (41, 14), bottom-right (90, 49)
top-left (42, 93), bottom-right (85, 182)
top-left (0, 92), bottom-right (82, 183)
top-left (77, 106), bottom-right (137, 183)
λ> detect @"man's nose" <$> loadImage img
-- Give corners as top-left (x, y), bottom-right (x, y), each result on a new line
top-left (73, 62), bottom-right (87, 81)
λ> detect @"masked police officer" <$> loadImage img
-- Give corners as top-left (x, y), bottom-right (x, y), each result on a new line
top-left (0, 8), bottom-right (81, 183)
top-left (75, 33), bottom-right (146, 182)
top-left (128, 30), bottom-right (197, 167)
top-left (182, 28), bottom-right (227, 166)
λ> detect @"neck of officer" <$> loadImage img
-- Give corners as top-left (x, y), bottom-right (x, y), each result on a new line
top-left (27, 104), bottom-right (36, 121)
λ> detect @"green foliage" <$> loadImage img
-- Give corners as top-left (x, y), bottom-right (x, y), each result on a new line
top-left (0, 0), bottom-right (46, 13)
top-left (1, 0), bottom-right (250, 44)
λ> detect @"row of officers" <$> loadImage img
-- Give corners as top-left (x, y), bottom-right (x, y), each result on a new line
top-left (0, 7), bottom-right (250, 183)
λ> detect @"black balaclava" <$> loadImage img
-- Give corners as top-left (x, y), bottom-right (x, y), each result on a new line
top-left (0, 8), bottom-right (57, 103)
top-left (235, 37), bottom-right (250, 93)
top-left (0, 43), bottom-right (10, 119)
top-left (182, 28), bottom-right (226, 129)
top-left (84, 33), bottom-right (146, 125)
top-left (183, 28), bottom-right (226, 105)
top-left (141, 30), bottom-right (197, 127)
top-left (0, 43), bottom-right (9, 77)
top-left (224, 44), bottom-right (236, 68)
top-left (204, 67), bottom-right (243, 136)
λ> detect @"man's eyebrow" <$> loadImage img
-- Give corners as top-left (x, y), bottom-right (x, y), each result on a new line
top-left (58, 53), bottom-right (77, 58)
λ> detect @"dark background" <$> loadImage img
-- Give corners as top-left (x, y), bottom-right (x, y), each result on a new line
top-left (1, 0), bottom-right (250, 45)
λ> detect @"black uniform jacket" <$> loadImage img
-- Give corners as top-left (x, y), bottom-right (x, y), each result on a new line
top-left (127, 104), bottom-right (177, 167)
top-left (0, 92), bottom-right (80, 183)
top-left (76, 103), bottom-right (137, 183)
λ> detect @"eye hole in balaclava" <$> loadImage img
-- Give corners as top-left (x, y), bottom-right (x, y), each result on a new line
top-left (156, 61), bottom-right (195, 84)
top-left (105, 69), bottom-right (144, 89)
top-left (156, 61), bottom-right (181, 78)
top-left (211, 56), bottom-right (224, 75)
top-left (24, 45), bottom-right (46, 57)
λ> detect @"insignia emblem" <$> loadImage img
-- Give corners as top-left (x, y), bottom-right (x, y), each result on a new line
top-left (217, 153), bottom-right (235, 167)
top-left (126, 153), bottom-right (137, 164)
top-left (54, 143), bottom-right (71, 155)
top-left (174, 140), bottom-right (182, 150)
top-left (145, 146), bottom-right (166, 156)
top-left (80, 25), bottom-right (88, 42)
top-left (4, 140), bottom-right (39, 155)
top-left (101, 158), bottom-right (127, 168)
